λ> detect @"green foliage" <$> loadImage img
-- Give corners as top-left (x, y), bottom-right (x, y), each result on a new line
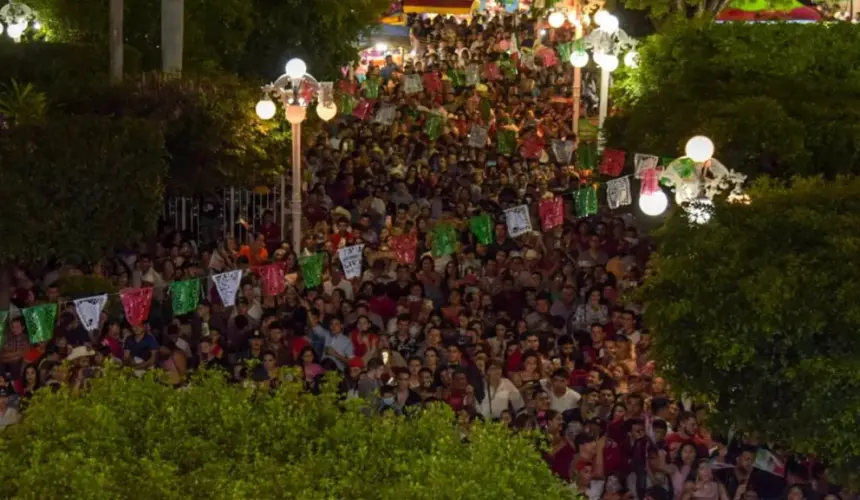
top-left (605, 23), bottom-right (860, 178)
top-left (56, 73), bottom-right (290, 194)
top-left (621, 0), bottom-right (796, 28)
top-left (239, 0), bottom-right (390, 79)
top-left (29, 0), bottom-right (388, 79)
top-left (0, 368), bottom-right (575, 499)
top-left (57, 275), bottom-right (118, 299)
top-left (0, 42), bottom-right (141, 95)
top-left (0, 115), bottom-right (166, 264)
top-left (640, 176), bottom-right (860, 487)
top-left (0, 79), bottom-right (47, 125)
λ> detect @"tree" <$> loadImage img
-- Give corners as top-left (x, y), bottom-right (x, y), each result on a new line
top-left (29, 0), bottom-right (389, 79)
top-left (605, 23), bottom-right (860, 179)
top-left (0, 369), bottom-right (576, 499)
top-left (640, 176), bottom-right (860, 486)
top-left (58, 73), bottom-right (292, 194)
top-left (0, 115), bottom-right (167, 264)
top-left (621, 0), bottom-right (797, 29)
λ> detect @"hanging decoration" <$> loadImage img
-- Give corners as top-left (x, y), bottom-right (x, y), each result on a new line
top-left (634, 153), bottom-right (658, 178)
top-left (504, 205), bottom-right (533, 237)
top-left (469, 213), bottom-right (495, 245)
top-left (422, 72), bottom-right (442, 93)
top-left (521, 135), bottom-right (545, 160)
top-left (484, 62), bottom-right (503, 81)
top-left (447, 69), bottom-right (466, 88)
top-left (391, 233), bottom-right (418, 264)
top-left (318, 82), bottom-right (334, 106)
top-left (24, 303), bottom-right (56, 344)
top-left (552, 140), bottom-right (575, 165)
top-left (169, 278), bottom-right (201, 316)
top-left (374, 103), bottom-right (396, 126)
top-left (0, 311), bottom-right (7, 348)
top-left (423, 112), bottom-right (444, 140)
top-left (465, 64), bottom-right (482, 86)
top-left (258, 263), bottom-right (286, 296)
top-left (120, 287), bottom-right (153, 326)
top-left (599, 148), bottom-right (626, 177)
top-left (497, 129), bottom-right (517, 155)
top-left (352, 99), bottom-right (375, 120)
top-left (573, 185), bottom-right (599, 217)
top-left (606, 177), bottom-right (632, 209)
top-left (300, 253), bottom-right (325, 289)
top-left (431, 222), bottom-right (458, 257)
top-left (469, 124), bottom-right (489, 148)
top-left (338, 245), bottom-right (365, 279)
top-left (73, 294), bottom-right (108, 332)
top-left (539, 197), bottom-right (565, 230)
top-left (403, 74), bottom-right (423, 94)
top-left (211, 270), bottom-right (242, 307)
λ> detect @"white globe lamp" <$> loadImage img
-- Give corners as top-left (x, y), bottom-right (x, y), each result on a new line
top-left (570, 51), bottom-right (589, 68)
top-left (639, 191), bottom-right (668, 217)
top-left (316, 102), bottom-right (337, 122)
top-left (624, 51), bottom-right (639, 68)
top-left (548, 11), bottom-right (566, 28)
top-left (567, 11), bottom-right (579, 25)
top-left (7, 21), bottom-right (26, 40)
top-left (255, 98), bottom-right (276, 120)
top-left (285, 104), bottom-right (307, 125)
top-left (685, 136), bottom-right (714, 163)
top-left (601, 14), bottom-right (619, 33)
top-left (594, 10), bottom-right (610, 27)
top-left (599, 53), bottom-right (619, 72)
top-left (284, 58), bottom-right (307, 80)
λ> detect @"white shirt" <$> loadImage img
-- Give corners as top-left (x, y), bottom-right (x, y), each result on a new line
top-left (323, 279), bottom-right (354, 301)
top-left (541, 380), bottom-right (582, 413)
top-left (0, 407), bottom-right (21, 429)
top-left (477, 378), bottom-right (524, 419)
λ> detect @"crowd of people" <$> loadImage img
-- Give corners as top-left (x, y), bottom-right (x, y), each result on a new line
top-left (0, 9), bottom-right (847, 500)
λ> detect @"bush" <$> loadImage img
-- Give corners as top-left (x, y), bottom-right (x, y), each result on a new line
top-left (57, 275), bottom-right (117, 300)
top-left (641, 176), bottom-right (860, 487)
top-left (0, 42), bottom-right (141, 96)
top-left (0, 369), bottom-right (576, 499)
top-left (0, 115), bottom-right (166, 264)
top-left (606, 23), bottom-right (860, 178)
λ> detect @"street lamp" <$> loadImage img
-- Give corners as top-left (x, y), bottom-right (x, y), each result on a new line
top-left (660, 136), bottom-right (747, 224)
top-left (582, 11), bottom-right (637, 141)
top-left (256, 57), bottom-right (337, 254)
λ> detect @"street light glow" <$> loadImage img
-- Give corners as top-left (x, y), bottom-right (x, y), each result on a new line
top-left (284, 58), bottom-right (307, 79)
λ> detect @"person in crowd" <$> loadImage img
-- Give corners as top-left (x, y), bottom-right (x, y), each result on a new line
top-left (0, 11), bottom-right (843, 497)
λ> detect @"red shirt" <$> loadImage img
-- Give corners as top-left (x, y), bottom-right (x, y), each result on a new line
top-left (350, 331), bottom-right (377, 359)
top-left (288, 336), bottom-right (310, 360)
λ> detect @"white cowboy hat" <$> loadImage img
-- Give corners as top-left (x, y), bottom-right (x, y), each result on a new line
top-left (66, 346), bottom-right (95, 362)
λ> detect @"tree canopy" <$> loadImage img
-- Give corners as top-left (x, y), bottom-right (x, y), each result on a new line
top-left (640, 176), bottom-right (860, 486)
top-left (28, 0), bottom-right (389, 79)
top-left (0, 115), bottom-right (166, 264)
top-left (0, 369), bottom-right (576, 499)
top-left (605, 23), bottom-right (860, 179)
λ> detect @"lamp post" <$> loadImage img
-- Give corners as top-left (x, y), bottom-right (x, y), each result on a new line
top-left (582, 11), bottom-right (637, 134)
top-left (658, 135), bottom-right (748, 224)
top-left (256, 58), bottom-right (338, 254)
top-left (546, 0), bottom-right (603, 145)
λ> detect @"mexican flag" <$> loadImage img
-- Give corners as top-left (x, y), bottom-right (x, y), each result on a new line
top-left (754, 448), bottom-right (785, 476)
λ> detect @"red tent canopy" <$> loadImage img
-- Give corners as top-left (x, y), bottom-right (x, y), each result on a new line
top-left (717, 5), bottom-right (821, 21)
top-left (403, 0), bottom-right (475, 15)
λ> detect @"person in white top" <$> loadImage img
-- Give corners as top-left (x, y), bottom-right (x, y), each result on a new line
top-left (541, 368), bottom-right (582, 413)
top-left (477, 361), bottom-right (524, 420)
top-left (0, 387), bottom-right (21, 430)
top-left (323, 266), bottom-right (354, 301)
